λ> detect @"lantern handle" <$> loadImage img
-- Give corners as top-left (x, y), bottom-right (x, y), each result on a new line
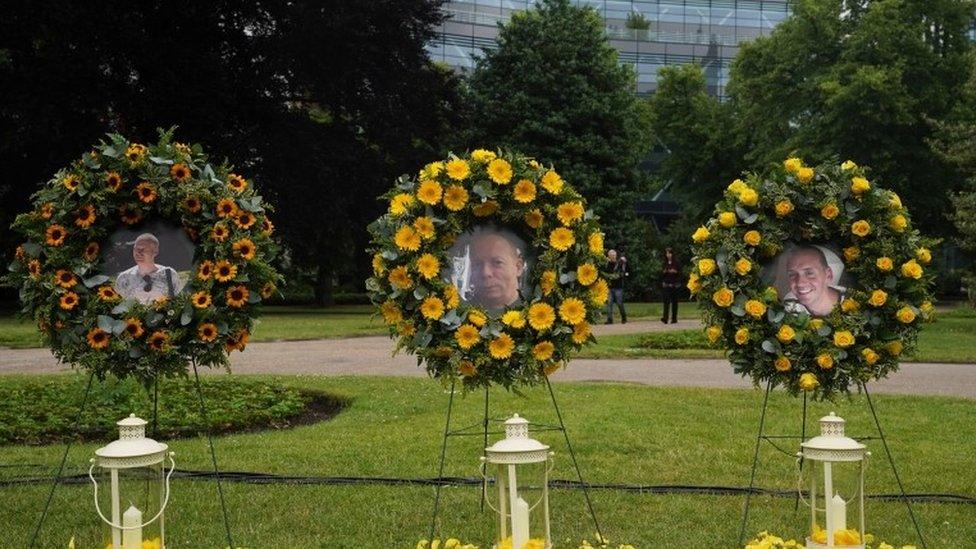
top-left (841, 451), bottom-right (870, 506)
top-left (88, 453), bottom-right (175, 530)
top-left (527, 454), bottom-right (555, 513)
top-left (479, 460), bottom-right (502, 515)
top-left (794, 454), bottom-right (827, 513)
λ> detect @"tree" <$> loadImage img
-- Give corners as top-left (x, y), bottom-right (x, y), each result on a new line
top-left (464, 0), bottom-right (653, 284)
top-left (727, 0), bottom-right (975, 238)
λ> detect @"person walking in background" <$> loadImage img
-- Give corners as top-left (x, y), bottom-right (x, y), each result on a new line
top-left (605, 248), bottom-right (628, 324)
top-left (660, 247), bottom-right (681, 324)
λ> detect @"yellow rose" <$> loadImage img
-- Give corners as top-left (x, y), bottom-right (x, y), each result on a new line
top-left (798, 373), bottom-right (819, 391)
top-left (867, 290), bottom-right (888, 307)
top-left (851, 176), bottom-right (871, 195)
top-left (851, 220), bottom-right (871, 237)
top-left (735, 258), bottom-right (752, 276)
top-left (739, 187), bottom-right (759, 206)
top-left (796, 166), bottom-right (814, 184)
top-left (775, 200), bottom-right (794, 217)
top-left (920, 301), bottom-right (935, 316)
top-left (816, 353), bottom-right (834, 369)
top-left (862, 348), bottom-right (879, 365)
top-left (841, 298), bottom-right (860, 313)
top-left (691, 226), bottom-right (710, 242)
top-left (916, 247), bottom-right (931, 264)
top-left (718, 211), bottom-right (737, 228)
top-left (745, 299), bottom-right (766, 318)
top-left (698, 258), bottom-right (716, 276)
top-left (743, 230), bottom-right (761, 246)
top-left (686, 273), bottom-right (702, 294)
top-left (889, 214), bottom-right (907, 232)
top-left (900, 259), bottom-right (923, 279)
top-left (876, 257), bottom-right (893, 271)
top-left (841, 160), bottom-right (857, 170)
top-left (705, 325), bottom-right (722, 344)
top-left (712, 287), bottom-right (734, 307)
top-left (774, 356), bottom-right (791, 371)
top-left (820, 203), bottom-right (839, 220)
top-left (896, 306), bottom-right (916, 324)
top-left (833, 330), bottom-right (855, 348)
top-left (734, 328), bottom-right (749, 345)
top-left (783, 157), bottom-right (802, 173)
top-left (727, 178), bottom-right (747, 195)
top-left (886, 340), bottom-right (903, 356)
top-left (844, 246), bottom-right (861, 261)
top-left (777, 325), bottom-right (795, 344)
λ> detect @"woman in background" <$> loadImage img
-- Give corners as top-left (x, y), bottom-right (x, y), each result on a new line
top-left (660, 247), bottom-right (681, 323)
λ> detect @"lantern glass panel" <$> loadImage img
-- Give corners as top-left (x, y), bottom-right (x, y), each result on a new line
top-left (94, 463), bottom-right (166, 549)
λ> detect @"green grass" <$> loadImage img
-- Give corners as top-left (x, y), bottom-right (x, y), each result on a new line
top-left (0, 375), bottom-right (972, 547)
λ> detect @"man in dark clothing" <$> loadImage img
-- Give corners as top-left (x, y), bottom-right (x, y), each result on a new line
top-left (605, 249), bottom-right (627, 324)
top-left (660, 247), bottom-right (681, 323)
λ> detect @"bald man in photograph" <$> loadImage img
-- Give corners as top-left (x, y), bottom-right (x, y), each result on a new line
top-left (450, 226), bottom-right (527, 311)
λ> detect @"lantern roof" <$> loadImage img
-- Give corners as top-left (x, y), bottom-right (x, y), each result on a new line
top-left (485, 414), bottom-right (550, 464)
top-left (801, 412), bottom-right (866, 462)
top-left (95, 414), bottom-right (168, 468)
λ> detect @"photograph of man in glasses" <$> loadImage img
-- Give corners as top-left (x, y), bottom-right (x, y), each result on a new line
top-left (114, 233), bottom-right (185, 304)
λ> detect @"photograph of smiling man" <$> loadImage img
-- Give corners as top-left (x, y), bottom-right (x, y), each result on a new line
top-left (762, 243), bottom-right (850, 317)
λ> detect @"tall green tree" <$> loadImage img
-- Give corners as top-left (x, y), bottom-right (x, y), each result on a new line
top-left (465, 0), bottom-right (653, 269)
top-left (727, 0), bottom-right (975, 237)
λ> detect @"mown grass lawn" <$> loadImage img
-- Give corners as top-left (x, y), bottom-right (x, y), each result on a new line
top-left (1, 375), bottom-right (972, 547)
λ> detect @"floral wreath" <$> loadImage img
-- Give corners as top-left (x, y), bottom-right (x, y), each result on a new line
top-left (689, 158), bottom-right (934, 397)
top-left (5, 129), bottom-right (281, 384)
top-left (366, 149), bottom-right (609, 390)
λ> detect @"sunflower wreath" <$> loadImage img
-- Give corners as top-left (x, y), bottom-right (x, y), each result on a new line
top-left (5, 129), bottom-right (281, 384)
top-left (366, 149), bottom-right (609, 390)
top-left (688, 158), bottom-right (934, 398)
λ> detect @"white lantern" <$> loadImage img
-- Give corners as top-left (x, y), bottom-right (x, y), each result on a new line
top-left (798, 412), bottom-right (871, 549)
top-left (480, 414), bottom-right (553, 549)
top-left (88, 414), bottom-right (175, 549)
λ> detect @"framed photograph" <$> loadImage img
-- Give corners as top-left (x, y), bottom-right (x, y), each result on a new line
top-left (103, 221), bottom-right (194, 305)
top-left (444, 224), bottom-right (535, 311)
top-left (761, 242), bottom-right (852, 317)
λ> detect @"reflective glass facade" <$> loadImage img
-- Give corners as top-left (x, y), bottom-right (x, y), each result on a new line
top-left (428, 1), bottom-right (793, 97)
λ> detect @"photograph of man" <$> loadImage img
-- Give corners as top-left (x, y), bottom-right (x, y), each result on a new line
top-left (783, 245), bottom-right (845, 317)
top-left (114, 233), bottom-right (186, 304)
top-left (447, 226), bottom-right (527, 311)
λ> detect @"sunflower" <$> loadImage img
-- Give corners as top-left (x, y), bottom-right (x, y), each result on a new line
top-left (214, 260), bottom-right (238, 282)
top-left (488, 333), bottom-right (515, 359)
top-left (487, 158), bottom-right (513, 184)
top-left (40, 203), bottom-right (54, 219)
top-left (380, 300), bottom-right (403, 324)
top-left (119, 205), bottom-right (143, 225)
top-left (86, 328), bottom-right (110, 349)
top-left (54, 270), bottom-right (77, 289)
top-left (62, 174), bottom-right (80, 192)
top-left (413, 217), bottom-right (436, 239)
top-left (236, 211), bottom-right (256, 229)
top-left (210, 223), bottom-right (230, 242)
top-left (216, 198), bottom-right (238, 218)
top-left (135, 182), bottom-right (157, 203)
top-left (174, 142), bottom-right (192, 156)
top-left (233, 238), bottom-right (256, 261)
top-left (389, 193), bottom-right (415, 216)
top-left (192, 291), bottom-right (213, 309)
top-left (416, 253), bottom-right (440, 280)
top-left (227, 173), bottom-right (248, 193)
top-left (225, 330), bottom-right (250, 352)
top-left (556, 202), bottom-right (584, 226)
top-left (59, 292), bottom-right (79, 310)
top-left (454, 324), bottom-right (480, 349)
top-left (75, 204), bottom-right (96, 228)
top-left (417, 180), bottom-right (443, 205)
top-left (45, 225), bottom-right (67, 246)
top-left (524, 209), bottom-right (543, 229)
top-left (226, 285), bottom-right (250, 307)
top-left (558, 297), bottom-right (586, 325)
top-left (198, 323), bottom-right (219, 342)
top-left (118, 318), bottom-right (143, 339)
top-left (197, 260), bottom-right (214, 280)
top-left (97, 286), bottom-right (121, 301)
top-left (571, 322), bottom-right (591, 344)
top-left (83, 242), bottom-right (100, 262)
top-left (420, 296), bottom-right (445, 320)
top-left (147, 330), bottom-right (170, 352)
top-left (532, 341), bottom-right (555, 361)
top-left (170, 163), bottom-right (191, 182)
top-left (446, 159), bottom-right (471, 180)
top-left (260, 281), bottom-right (277, 299)
top-left (125, 143), bottom-right (147, 163)
top-left (528, 302), bottom-right (556, 331)
top-left (394, 226), bottom-right (422, 251)
top-left (261, 218), bottom-right (274, 236)
top-left (540, 170), bottom-right (564, 194)
top-left (540, 270), bottom-right (557, 295)
top-left (105, 172), bottom-right (123, 192)
top-left (182, 196), bottom-right (202, 213)
top-left (472, 200), bottom-right (500, 217)
top-left (459, 361), bottom-right (477, 376)
top-left (388, 266), bottom-right (413, 289)
top-left (443, 185), bottom-right (469, 211)
top-left (549, 228), bottom-right (575, 251)
top-left (577, 263), bottom-right (598, 285)
top-left (28, 259), bottom-right (41, 278)
top-left (513, 179), bottom-right (536, 203)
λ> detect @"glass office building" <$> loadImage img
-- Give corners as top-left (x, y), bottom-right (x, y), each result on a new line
top-left (428, 1), bottom-right (793, 98)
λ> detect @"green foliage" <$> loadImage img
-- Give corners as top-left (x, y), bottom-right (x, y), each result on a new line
top-left (625, 11), bottom-right (651, 30)
top-left (636, 329), bottom-right (707, 350)
top-left (0, 375), bottom-right (332, 445)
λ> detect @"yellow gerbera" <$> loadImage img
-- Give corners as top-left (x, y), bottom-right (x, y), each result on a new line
top-left (388, 266), bottom-right (413, 289)
top-left (540, 170), bottom-right (563, 194)
top-left (487, 158), bottom-right (513, 184)
top-left (420, 296), bottom-right (445, 320)
top-left (571, 322), bottom-right (590, 344)
top-left (443, 185), bottom-right (468, 211)
top-left (577, 263), bottom-right (598, 285)
top-left (444, 284), bottom-right (460, 309)
top-left (558, 298), bottom-right (586, 325)
top-left (513, 179), bottom-right (536, 203)
top-left (472, 200), bottom-right (500, 217)
top-left (454, 324), bottom-right (480, 349)
top-left (372, 254), bottom-right (386, 276)
top-left (489, 333), bottom-right (515, 359)
top-left (416, 253), bottom-right (440, 280)
top-left (389, 193), bottom-right (415, 216)
top-left (524, 209), bottom-right (543, 229)
top-left (394, 226), bottom-right (422, 251)
top-left (528, 303), bottom-right (556, 331)
top-left (468, 310), bottom-right (487, 327)
top-left (588, 232), bottom-right (604, 254)
top-left (417, 180), bottom-right (443, 205)
top-left (446, 158), bottom-right (471, 180)
top-left (470, 149), bottom-right (496, 163)
top-left (413, 216), bottom-right (436, 239)
top-left (501, 310), bottom-right (526, 328)
top-left (532, 341), bottom-right (555, 361)
top-left (549, 228), bottom-right (575, 251)
top-left (556, 201), bottom-right (584, 226)
top-left (540, 270), bottom-right (557, 295)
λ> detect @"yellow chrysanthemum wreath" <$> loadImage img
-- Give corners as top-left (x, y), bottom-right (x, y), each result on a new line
top-left (689, 158), bottom-right (934, 397)
top-left (367, 149), bottom-right (609, 390)
top-left (5, 129), bottom-right (281, 384)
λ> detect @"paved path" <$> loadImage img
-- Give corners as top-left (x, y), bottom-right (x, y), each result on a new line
top-left (2, 319), bottom-right (974, 398)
